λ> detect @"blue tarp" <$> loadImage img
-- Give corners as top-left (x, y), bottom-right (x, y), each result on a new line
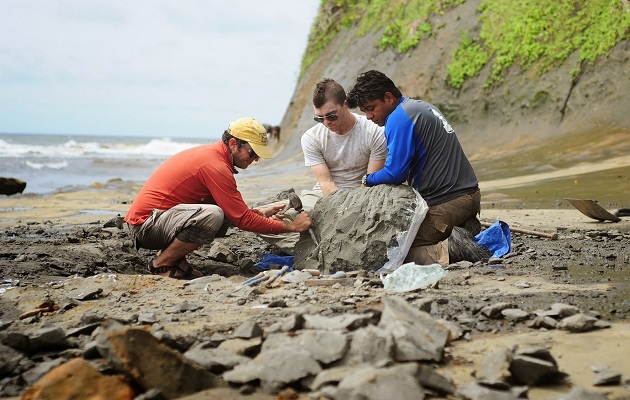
top-left (475, 220), bottom-right (511, 258)
top-left (254, 254), bottom-right (294, 270)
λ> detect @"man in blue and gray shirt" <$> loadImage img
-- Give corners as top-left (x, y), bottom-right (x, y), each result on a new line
top-left (347, 70), bottom-right (481, 265)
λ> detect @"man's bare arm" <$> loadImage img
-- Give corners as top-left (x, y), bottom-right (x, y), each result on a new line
top-left (310, 163), bottom-right (338, 195)
top-left (367, 159), bottom-right (385, 174)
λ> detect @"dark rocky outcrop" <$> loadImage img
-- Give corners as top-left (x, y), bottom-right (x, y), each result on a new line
top-left (0, 177), bottom-right (26, 195)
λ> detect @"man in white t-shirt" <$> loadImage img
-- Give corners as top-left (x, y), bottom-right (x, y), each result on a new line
top-left (258, 78), bottom-right (387, 254)
top-left (302, 78), bottom-right (388, 195)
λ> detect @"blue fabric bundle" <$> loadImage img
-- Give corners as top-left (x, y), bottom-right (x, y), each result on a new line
top-left (254, 254), bottom-right (294, 270)
top-left (475, 220), bottom-right (511, 258)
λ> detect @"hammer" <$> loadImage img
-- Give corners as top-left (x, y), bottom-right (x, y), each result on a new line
top-left (288, 192), bottom-right (319, 245)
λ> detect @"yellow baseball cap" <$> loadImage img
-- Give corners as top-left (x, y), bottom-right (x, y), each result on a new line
top-left (227, 118), bottom-right (274, 159)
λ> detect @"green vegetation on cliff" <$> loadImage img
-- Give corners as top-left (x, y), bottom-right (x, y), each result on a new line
top-left (448, 0), bottom-right (630, 88)
top-left (302, 0), bottom-right (630, 88)
top-left (301, 0), bottom-right (465, 77)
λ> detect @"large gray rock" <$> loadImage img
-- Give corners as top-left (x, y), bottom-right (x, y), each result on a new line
top-left (295, 185), bottom-right (425, 274)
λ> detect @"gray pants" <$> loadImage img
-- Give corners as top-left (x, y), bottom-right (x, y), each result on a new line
top-left (128, 204), bottom-right (227, 251)
top-left (257, 190), bottom-right (322, 255)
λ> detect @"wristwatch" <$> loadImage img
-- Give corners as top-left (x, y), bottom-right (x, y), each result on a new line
top-left (361, 174), bottom-right (370, 187)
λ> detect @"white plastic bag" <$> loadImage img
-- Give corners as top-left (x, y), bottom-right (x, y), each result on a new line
top-left (380, 188), bottom-right (429, 273)
top-left (381, 263), bottom-right (448, 293)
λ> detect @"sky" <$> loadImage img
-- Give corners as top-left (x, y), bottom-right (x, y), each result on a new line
top-left (0, 1), bottom-right (320, 138)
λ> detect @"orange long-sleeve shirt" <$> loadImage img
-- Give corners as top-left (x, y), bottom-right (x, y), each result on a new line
top-left (124, 141), bottom-right (283, 234)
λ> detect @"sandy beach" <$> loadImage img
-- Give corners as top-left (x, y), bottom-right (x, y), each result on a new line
top-left (1, 158), bottom-right (629, 399)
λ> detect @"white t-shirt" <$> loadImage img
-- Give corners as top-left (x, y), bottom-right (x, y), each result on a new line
top-left (301, 113), bottom-right (388, 191)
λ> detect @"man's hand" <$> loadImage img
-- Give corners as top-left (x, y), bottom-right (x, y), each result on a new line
top-left (256, 204), bottom-right (286, 218)
top-left (282, 211), bottom-right (313, 232)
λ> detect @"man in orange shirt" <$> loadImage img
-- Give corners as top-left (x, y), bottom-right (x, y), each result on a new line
top-left (124, 118), bottom-right (313, 279)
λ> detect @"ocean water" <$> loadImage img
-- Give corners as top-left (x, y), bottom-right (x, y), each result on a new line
top-left (0, 133), bottom-right (217, 194)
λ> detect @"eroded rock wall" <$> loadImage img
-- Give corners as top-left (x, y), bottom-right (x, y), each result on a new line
top-left (276, 0), bottom-right (630, 164)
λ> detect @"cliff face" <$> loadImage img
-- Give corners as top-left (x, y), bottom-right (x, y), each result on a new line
top-left (275, 0), bottom-right (630, 182)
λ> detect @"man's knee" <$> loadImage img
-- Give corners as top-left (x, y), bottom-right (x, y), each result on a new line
top-left (182, 205), bottom-right (225, 232)
top-left (178, 206), bottom-right (228, 244)
top-left (414, 210), bottom-right (451, 246)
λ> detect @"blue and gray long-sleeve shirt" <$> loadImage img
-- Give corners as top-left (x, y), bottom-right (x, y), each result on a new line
top-left (365, 97), bottom-right (478, 207)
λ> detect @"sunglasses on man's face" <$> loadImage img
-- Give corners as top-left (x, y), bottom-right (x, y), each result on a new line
top-left (239, 140), bottom-right (258, 159)
top-left (313, 110), bottom-right (340, 123)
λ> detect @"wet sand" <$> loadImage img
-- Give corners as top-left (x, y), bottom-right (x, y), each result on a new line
top-left (1, 154), bottom-right (628, 232)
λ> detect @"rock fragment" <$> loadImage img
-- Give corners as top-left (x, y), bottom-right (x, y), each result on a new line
top-left (217, 337), bottom-right (263, 356)
top-left (378, 296), bottom-right (449, 362)
top-left (340, 325), bottom-right (394, 366)
top-left (335, 364), bottom-right (426, 400)
top-left (28, 327), bottom-right (69, 352)
top-left (258, 348), bottom-right (322, 393)
top-left (105, 328), bottom-right (226, 398)
top-left (476, 348), bottom-right (513, 389)
top-left (479, 302), bottom-right (517, 319)
top-left (0, 343), bottom-right (24, 376)
top-left (554, 387), bottom-right (609, 399)
top-left (557, 313), bottom-right (598, 332)
top-left (183, 346), bottom-right (250, 373)
top-left (592, 368), bottom-right (622, 386)
top-left (262, 330), bottom-right (348, 365)
top-left (303, 312), bottom-right (374, 331)
top-left (501, 308), bottom-right (530, 322)
top-left (458, 382), bottom-right (523, 400)
top-left (21, 358), bottom-right (134, 400)
top-left (232, 320), bottom-right (263, 339)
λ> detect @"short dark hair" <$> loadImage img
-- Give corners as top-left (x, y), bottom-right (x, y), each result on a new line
top-left (222, 131), bottom-right (249, 153)
top-left (313, 78), bottom-right (347, 108)
top-left (347, 70), bottom-right (402, 109)
top-left (221, 130), bottom-right (234, 146)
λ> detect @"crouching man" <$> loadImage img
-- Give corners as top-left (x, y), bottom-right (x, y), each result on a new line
top-left (124, 118), bottom-right (312, 279)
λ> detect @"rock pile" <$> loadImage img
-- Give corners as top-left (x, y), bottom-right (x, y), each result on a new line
top-left (0, 277), bottom-right (620, 400)
top-left (1, 192), bottom-right (629, 398)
